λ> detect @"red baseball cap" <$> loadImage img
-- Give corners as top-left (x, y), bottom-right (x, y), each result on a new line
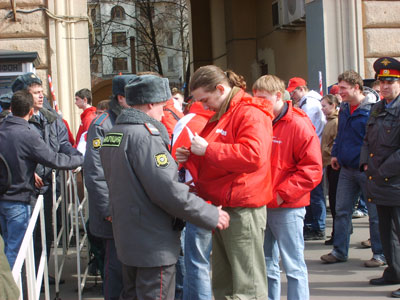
top-left (287, 77), bottom-right (307, 93)
top-left (329, 84), bottom-right (339, 95)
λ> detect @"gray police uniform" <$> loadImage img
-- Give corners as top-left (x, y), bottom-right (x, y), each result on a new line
top-left (100, 108), bottom-right (219, 299)
top-left (84, 102), bottom-right (123, 299)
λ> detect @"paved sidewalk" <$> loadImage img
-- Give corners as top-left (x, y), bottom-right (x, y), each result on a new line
top-left (43, 215), bottom-right (397, 299)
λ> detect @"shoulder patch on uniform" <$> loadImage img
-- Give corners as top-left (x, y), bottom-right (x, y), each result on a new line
top-left (102, 133), bottom-right (123, 147)
top-left (144, 123), bottom-right (160, 136)
top-left (94, 112), bottom-right (109, 126)
top-left (154, 153), bottom-right (169, 168)
top-left (92, 138), bottom-right (102, 149)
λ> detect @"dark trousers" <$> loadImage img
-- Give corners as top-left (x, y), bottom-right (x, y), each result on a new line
top-left (327, 166), bottom-right (340, 238)
top-left (34, 186), bottom-right (54, 270)
top-left (103, 238), bottom-right (123, 300)
top-left (376, 205), bottom-right (400, 282)
top-left (119, 263), bottom-right (176, 300)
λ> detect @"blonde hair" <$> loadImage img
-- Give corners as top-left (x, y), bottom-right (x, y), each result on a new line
top-left (252, 75), bottom-right (285, 95)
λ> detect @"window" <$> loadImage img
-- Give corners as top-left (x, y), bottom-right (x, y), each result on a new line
top-left (113, 57), bottom-right (128, 72)
top-left (168, 56), bottom-right (174, 72)
top-left (112, 32), bottom-right (127, 47)
top-left (91, 58), bottom-right (99, 73)
top-left (111, 6), bottom-right (125, 20)
top-left (167, 32), bottom-right (173, 46)
top-left (139, 5), bottom-right (155, 19)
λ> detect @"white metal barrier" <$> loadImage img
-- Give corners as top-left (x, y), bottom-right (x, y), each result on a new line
top-left (51, 168), bottom-right (90, 300)
top-left (12, 195), bottom-right (50, 300)
top-left (12, 168), bottom-right (91, 300)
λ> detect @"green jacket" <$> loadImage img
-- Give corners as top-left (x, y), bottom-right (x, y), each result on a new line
top-left (0, 235), bottom-right (19, 300)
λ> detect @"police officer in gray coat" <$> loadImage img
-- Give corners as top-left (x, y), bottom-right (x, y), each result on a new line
top-left (360, 57), bottom-right (400, 297)
top-left (100, 75), bottom-right (230, 300)
top-left (84, 75), bottom-right (136, 300)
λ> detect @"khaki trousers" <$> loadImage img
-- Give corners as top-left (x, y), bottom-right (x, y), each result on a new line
top-left (212, 206), bottom-right (268, 300)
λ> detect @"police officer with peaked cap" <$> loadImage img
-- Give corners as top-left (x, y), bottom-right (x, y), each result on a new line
top-left (360, 57), bottom-right (400, 296)
top-left (100, 75), bottom-right (230, 299)
top-left (83, 74), bottom-right (137, 300)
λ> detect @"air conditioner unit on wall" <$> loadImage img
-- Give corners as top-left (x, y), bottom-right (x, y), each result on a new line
top-left (287, 0), bottom-right (305, 23)
top-left (272, 0), bottom-right (305, 29)
top-left (272, 0), bottom-right (289, 27)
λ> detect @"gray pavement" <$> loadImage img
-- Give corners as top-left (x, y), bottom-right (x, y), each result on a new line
top-left (42, 215), bottom-right (398, 299)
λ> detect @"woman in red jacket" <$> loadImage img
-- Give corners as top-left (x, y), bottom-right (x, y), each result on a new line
top-left (176, 65), bottom-right (273, 299)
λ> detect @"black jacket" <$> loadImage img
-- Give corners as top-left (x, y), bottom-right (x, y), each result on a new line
top-left (29, 108), bottom-right (79, 193)
top-left (0, 116), bottom-right (83, 203)
top-left (360, 94), bottom-right (400, 206)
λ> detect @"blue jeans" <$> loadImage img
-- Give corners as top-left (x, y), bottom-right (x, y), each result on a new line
top-left (183, 222), bottom-right (212, 300)
top-left (332, 167), bottom-right (384, 261)
top-left (0, 201), bottom-right (31, 268)
top-left (305, 181), bottom-right (326, 231)
top-left (264, 207), bottom-right (309, 300)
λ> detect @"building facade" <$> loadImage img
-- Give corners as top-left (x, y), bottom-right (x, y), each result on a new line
top-left (188, 0), bottom-right (400, 92)
top-left (0, 0), bottom-right (91, 133)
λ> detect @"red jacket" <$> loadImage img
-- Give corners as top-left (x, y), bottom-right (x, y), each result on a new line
top-left (269, 101), bottom-right (323, 208)
top-left (186, 89), bottom-right (274, 208)
top-left (162, 99), bottom-right (184, 140)
top-left (74, 106), bottom-right (97, 147)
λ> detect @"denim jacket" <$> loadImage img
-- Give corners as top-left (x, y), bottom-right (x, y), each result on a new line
top-left (331, 92), bottom-right (376, 169)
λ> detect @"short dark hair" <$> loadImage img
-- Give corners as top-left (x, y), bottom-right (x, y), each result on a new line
top-left (75, 88), bottom-right (92, 105)
top-left (338, 70), bottom-right (364, 91)
top-left (11, 90), bottom-right (33, 117)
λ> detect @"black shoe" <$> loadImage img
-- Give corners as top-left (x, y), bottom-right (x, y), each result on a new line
top-left (48, 275), bottom-right (65, 285)
top-left (304, 230), bottom-right (325, 241)
top-left (324, 238), bottom-right (333, 245)
top-left (369, 277), bottom-right (400, 286)
top-left (392, 289), bottom-right (400, 298)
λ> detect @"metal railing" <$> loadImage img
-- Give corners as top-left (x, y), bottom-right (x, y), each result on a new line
top-left (12, 168), bottom-right (91, 300)
top-left (12, 195), bottom-right (50, 300)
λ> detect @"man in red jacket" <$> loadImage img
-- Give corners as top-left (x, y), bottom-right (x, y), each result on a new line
top-left (253, 75), bottom-right (323, 300)
top-left (74, 88), bottom-right (97, 152)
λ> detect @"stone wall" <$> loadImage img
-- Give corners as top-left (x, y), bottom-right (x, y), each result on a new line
top-left (0, 0), bottom-right (49, 93)
top-left (363, 0), bottom-right (400, 78)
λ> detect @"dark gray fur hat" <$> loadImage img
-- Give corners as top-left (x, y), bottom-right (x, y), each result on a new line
top-left (112, 75), bottom-right (138, 97)
top-left (125, 75), bottom-right (171, 106)
top-left (11, 72), bottom-right (42, 92)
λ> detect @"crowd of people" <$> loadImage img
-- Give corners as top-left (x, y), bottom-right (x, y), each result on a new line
top-left (0, 56), bottom-right (400, 300)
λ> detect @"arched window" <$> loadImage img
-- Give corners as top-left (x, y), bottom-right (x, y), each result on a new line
top-left (111, 6), bottom-right (125, 20)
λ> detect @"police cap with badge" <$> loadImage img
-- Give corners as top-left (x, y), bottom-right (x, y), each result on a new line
top-left (11, 72), bottom-right (42, 92)
top-left (373, 57), bottom-right (400, 81)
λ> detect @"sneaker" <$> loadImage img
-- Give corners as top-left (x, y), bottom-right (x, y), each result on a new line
top-left (361, 238), bottom-right (371, 248)
top-left (320, 253), bottom-right (345, 264)
top-left (304, 230), bottom-right (325, 241)
top-left (352, 209), bottom-right (367, 219)
top-left (364, 258), bottom-right (386, 268)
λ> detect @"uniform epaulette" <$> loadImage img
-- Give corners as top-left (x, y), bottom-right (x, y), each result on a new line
top-left (144, 123), bottom-right (160, 136)
top-left (94, 112), bottom-right (109, 126)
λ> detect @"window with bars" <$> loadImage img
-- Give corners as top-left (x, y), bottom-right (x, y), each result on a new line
top-left (111, 6), bottom-right (125, 20)
top-left (112, 32), bottom-right (127, 47)
top-left (113, 57), bottom-right (128, 72)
